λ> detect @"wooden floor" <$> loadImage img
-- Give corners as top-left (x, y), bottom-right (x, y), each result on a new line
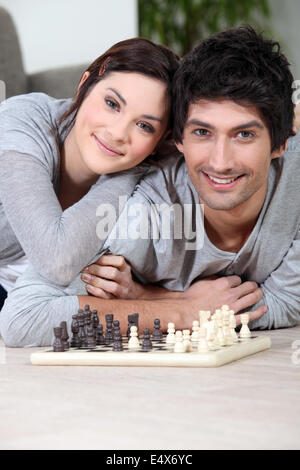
top-left (0, 326), bottom-right (300, 450)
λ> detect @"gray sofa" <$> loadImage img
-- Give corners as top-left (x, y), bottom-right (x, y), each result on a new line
top-left (0, 6), bottom-right (88, 99)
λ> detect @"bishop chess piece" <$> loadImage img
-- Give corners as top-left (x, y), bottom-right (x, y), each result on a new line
top-left (53, 327), bottom-right (64, 352)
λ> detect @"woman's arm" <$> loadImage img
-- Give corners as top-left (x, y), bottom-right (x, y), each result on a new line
top-left (0, 150), bottom-right (147, 286)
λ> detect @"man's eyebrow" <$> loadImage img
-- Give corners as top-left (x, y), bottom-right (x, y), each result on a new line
top-left (107, 88), bottom-right (163, 123)
top-left (186, 118), bottom-right (265, 131)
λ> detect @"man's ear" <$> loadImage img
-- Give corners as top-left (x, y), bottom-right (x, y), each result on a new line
top-left (175, 141), bottom-right (184, 154)
top-left (76, 71), bottom-right (90, 97)
top-left (271, 140), bottom-right (288, 160)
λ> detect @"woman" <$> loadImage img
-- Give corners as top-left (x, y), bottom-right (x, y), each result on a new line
top-left (0, 38), bottom-right (179, 309)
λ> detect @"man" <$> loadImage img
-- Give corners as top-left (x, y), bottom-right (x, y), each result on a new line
top-left (1, 26), bottom-right (300, 347)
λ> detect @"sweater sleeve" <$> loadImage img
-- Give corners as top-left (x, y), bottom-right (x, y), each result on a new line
top-left (0, 150), bottom-right (149, 286)
top-left (249, 225), bottom-right (300, 329)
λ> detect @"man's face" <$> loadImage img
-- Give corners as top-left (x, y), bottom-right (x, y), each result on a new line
top-left (176, 99), bottom-right (283, 212)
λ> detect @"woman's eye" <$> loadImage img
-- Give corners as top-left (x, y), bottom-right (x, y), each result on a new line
top-left (105, 98), bottom-right (119, 111)
top-left (137, 122), bottom-right (154, 134)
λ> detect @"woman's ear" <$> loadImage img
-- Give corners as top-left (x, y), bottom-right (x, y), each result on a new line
top-left (76, 71), bottom-right (91, 97)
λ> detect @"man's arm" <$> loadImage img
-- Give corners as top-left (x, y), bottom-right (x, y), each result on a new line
top-left (250, 226), bottom-right (300, 329)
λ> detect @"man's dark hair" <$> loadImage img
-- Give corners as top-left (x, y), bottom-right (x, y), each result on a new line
top-left (172, 26), bottom-right (295, 151)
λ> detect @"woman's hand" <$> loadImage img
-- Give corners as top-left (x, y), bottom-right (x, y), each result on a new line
top-left (81, 254), bottom-right (143, 299)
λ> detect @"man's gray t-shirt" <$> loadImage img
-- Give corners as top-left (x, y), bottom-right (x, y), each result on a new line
top-left (1, 147), bottom-right (299, 347)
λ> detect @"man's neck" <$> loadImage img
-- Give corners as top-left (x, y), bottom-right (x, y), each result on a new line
top-left (201, 183), bottom-right (268, 253)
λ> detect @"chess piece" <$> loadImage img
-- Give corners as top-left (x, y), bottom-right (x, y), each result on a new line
top-left (142, 328), bottom-right (152, 350)
top-left (191, 320), bottom-right (200, 342)
top-left (174, 331), bottom-right (185, 353)
top-left (166, 322), bottom-right (176, 344)
top-left (96, 324), bottom-right (105, 345)
top-left (113, 326), bottom-right (123, 351)
top-left (199, 310), bottom-right (211, 327)
top-left (152, 318), bottom-right (163, 341)
top-left (71, 314), bottom-right (80, 348)
top-left (229, 311), bottom-right (239, 342)
top-left (78, 311), bottom-right (87, 347)
top-left (239, 313), bottom-right (251, 339)
top-left (182, 330), bottom-right (192, 352)
top-left (113, 320), bottom-right (120, 340)
top-left (105, 314), bottom-right (114, 344)
top-left (198, 327), bottom-right (209, 352)
top-left (60, 321), bottom-right (70, 350)
top-left (87, 324), bottom-right (97, 348)
top-left (128, 325), bottom-right (140, 349)
top-left (92, 310), bottom-right (99, 338)
top-left (216, 311), bottom-right (226, 346)
top-left (53, 327), bottom-right (64, 352)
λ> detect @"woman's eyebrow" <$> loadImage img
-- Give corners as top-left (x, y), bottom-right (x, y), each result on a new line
top-left (107, 87), bottom-right (126, 105)
top-left (107, 87), bottom-right (163, 123)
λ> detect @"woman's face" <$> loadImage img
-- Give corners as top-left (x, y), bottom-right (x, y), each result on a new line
top-left (70, 71), bottom-right (169, 176)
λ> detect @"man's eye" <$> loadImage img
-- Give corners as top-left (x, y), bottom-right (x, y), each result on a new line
top-left (137, 122), bottom-right (154, 134)
top-left (238, 130), bottom-right (255, 139)
top-left (105, 98), bottom-right (119, 110)
top-left (194, 129), bottom-right (210, 136)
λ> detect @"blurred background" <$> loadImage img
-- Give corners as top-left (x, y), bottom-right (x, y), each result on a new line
top-left (0, 0), bottom-right (299, 99)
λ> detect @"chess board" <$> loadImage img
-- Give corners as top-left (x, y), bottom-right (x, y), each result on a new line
top-left (30, 335), bottom-right (271, 367)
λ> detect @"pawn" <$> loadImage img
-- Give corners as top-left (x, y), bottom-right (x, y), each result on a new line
top-left (142, 328), bottom-right (152, 350)
top-left (191, 320), bottom-right (200, 342)
top-left (166, 322), bottom-right (176, 344)
top-left (152, 318), bottom-right (163, 341)
top-left (174, 331), bottom-right (185, 353)
top-left (229, 311), bottom-right (239, 343)
top-left (239, 313), bottom-right (251, 339)
top-left (96, 324), bottom-right (105, 345)
top-left (198, 327), bottom-right (209, 353)
top-left (60, 321), bottom-right (70, 350)
top-left (87, 324), bottom-right (97, 348)
top-left (128, 325), bottom-right (140, 349)
top-left (113, 328), bottom-right (123, 351)
top-left (53, 327), bottom-right (64, 352)
top-left (182, 330), bottom-right (192, 352)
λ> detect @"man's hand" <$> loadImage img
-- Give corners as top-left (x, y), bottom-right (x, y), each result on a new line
top-left (81, 255), bottom-right (143, 299)
top-left (182, 275), bottom-right (267, 323)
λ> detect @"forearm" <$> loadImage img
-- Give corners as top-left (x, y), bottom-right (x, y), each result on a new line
top-left (78, 295), bottom-right (193, 334)
top-left (134, 283), bottom-right (183, 300)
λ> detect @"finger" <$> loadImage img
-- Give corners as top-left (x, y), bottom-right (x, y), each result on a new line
top-left (95, 255), bottom-right (127, 269)
top-left (235, 305), bottom-right (268, 326)
top-left (217, 275), bottom-right (242, 289)
top-left (82, 266), bottom-right (123, 283)
top-left (85, 284), bottom-right (114, 299)
top-left (84, 275), bottom-right (125, 297)
top-left (233, 287), bottom-right (263, 312)
top-left (232, 281), bottom-right (259, 300)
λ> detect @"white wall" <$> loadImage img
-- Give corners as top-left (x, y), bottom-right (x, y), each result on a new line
top-left (0, 0), bottom-right (138, 73)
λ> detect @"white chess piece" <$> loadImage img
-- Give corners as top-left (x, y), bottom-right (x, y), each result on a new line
top-left (222, 310), bottom-right (233, 345)
top-left (191, 320), bottom-right (200, 342)
top-left (199, 310), bottom-right (211, 327)
top-left (197, 327), bottom-right (209, 352)
top-left (174, 331), bottom-right (185, 353)
top-left (166, 322), bottom-right (176, 344)
top-left (128, 325), bottom-right (140, 349)
top-left (239, 313), bottom-right (251, 339)
top-left (229, 311), bottom-right (239, 343)
top-left (216, 312), bottom-right (226, 346)
top-left (182, 330), bottom-right (192, 352)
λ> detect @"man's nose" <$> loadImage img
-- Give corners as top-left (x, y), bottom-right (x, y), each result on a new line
top-left (209, 137), bottom-right (234, 173)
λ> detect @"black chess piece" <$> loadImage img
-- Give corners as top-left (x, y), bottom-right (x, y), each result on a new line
top-left (53, 327), bottom-right (64, 352)
top-left (96, 324), bottom-right (105, 345)
top-left (113, 320), bottom-right (120, 340)
top-left (152, 318), bottom-right (163, 341)
top-left (105, 314), bottom-right (114, 344)
top-left (142, 328), bottom-right (152, 350)
top-left (87, 324), bottom-right (97, 348)
top-left (60, 321), bottom-right (70, 350)
top-left (71, 314), bottom-right (81, 348)
top-left (92, 310), bottom-right (99, 338)
top-left (113, 327), bottom-right (123, 351)
top-left (78, 311), bottom-right (87, 347)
